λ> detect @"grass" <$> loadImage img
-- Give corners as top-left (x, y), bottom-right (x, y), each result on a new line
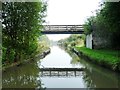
top-left (75, 46), bottom-right (120, 71)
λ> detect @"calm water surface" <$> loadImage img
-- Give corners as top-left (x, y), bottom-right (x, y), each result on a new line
top-left (2, 46), bottom-right (120, 89)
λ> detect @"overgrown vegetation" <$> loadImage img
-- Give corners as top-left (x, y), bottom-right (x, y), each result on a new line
top-left (1, 1), bottom-right (47, 67)
top-left (75, 47), bottom-right (120, 71)
top-left (84, 2), bottom-right (120, 49)
top-left (58, 34), bottom-right (85, 50)
top-left (38, 35), bottom-right (50, 54)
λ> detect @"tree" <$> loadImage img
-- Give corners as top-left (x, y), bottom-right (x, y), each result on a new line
top-left (2, 1), bottom-right (47, 64)
top-left (84, 2), bottom-right (120, 49)
top-left (100, 2), bottom-right (120, 48)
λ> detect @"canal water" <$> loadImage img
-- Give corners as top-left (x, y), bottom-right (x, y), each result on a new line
top-left (2, 46), bottom-right (120, 89)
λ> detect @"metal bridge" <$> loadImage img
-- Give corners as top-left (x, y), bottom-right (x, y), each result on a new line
top-left (40, 68), bottom-right (84, 77)
top-left (41, 25), bottom-right (84, 34)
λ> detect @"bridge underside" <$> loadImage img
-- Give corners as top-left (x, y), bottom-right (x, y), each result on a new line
top-left (41, 31), bottom-right (84, 34)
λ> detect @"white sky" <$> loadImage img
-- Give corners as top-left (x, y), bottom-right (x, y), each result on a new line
top-left (45, 0), bottom-right (102, 41)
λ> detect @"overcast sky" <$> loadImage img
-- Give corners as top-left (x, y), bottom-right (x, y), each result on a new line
top-left (45, 0), bottom-right (102, 41)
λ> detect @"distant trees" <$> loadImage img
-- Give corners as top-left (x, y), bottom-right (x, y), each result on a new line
top-left (2, 2), bottom-right (47, 64)
top-left (38, 35), bottom-right (50, 53)
top-left (84, 2), bottom-right (120, 49)
top-left (58, 34), bottom-right (85, 49)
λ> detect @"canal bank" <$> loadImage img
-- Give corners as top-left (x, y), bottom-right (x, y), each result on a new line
top-left (2, 48), bottom-right (51, 71)
top-left (73, 46), bottom-right (120, 72)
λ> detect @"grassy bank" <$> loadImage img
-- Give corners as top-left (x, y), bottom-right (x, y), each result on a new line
top-left (75, 46), bottom-right (120, 71)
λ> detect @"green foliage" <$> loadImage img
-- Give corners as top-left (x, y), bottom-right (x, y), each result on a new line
top-left (100, 2), bottom-right (120, 48)
top-left (58, 34), bottom-right (85, 49)
top-left (8, 49), bottom-right (15, 63)
top-left (75, 46), bottom-right (120, 71)
top-left (83, 16), bottom-right (95, 35)
top-left (2, 47), bottom-right (15, 64)
top-left (2, 1), bottom-right (47, 65)
top-left (2, 47), bottom-right (7, 63)
top-left (38, 35), bottom-right (50, 54)
top-left (84, 2), bottom-right (120, 49)
top-left (100, 3), bottom-right (120, 32)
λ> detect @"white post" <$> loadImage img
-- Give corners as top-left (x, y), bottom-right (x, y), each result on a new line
top-left (86, 33), bottom-right (92, 49)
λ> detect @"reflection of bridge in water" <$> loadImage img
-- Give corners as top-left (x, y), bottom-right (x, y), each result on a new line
top-left (41, 25), bottom-right (84, 34)
top-left (40, 68), bottom-right (84, 77)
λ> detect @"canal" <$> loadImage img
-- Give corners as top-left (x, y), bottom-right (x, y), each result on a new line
top-left (2, 46), bottom-right (120, 89)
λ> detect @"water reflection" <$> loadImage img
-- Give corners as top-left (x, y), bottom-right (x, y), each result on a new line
top-left (39, 46), bottom-right (80, 68)
top-left (81, 62), bottom-right (120, 88)
top-left (2, 57), bottom-right (44, 89)
top-left (2, 45), bottom-right (120, 89)
top-left (66, 48), bottom-right (120, 88)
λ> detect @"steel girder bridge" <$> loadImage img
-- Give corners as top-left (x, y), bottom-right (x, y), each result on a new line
top-left (41, 25), bottom-right (84, 34)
